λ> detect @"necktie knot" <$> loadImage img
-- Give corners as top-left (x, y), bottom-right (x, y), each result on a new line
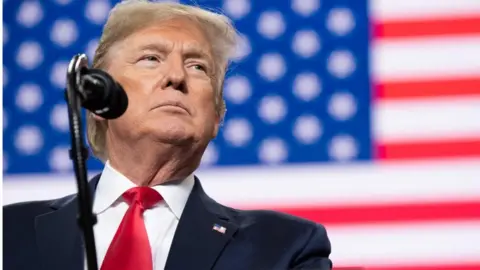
top-left (122, 187), bottom-right (162, 210)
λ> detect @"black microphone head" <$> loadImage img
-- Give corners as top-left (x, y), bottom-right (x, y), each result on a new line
top-left (80, 69), bottom-right (128, 119)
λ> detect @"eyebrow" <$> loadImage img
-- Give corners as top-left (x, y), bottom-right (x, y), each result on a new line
top-left (182, 43), bottom-right (212, 64)
top-left (137, 41), bottom-right (212, 63)
top-left (137, 42), bottom-right (170, 54)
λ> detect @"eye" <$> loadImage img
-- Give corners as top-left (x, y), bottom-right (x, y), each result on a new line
top-left (191, 64), bottom-right (207, 72)
top-left (141, 55), bottom-right (160, 62)
top-left (137, 54), bottom-right (162, 68)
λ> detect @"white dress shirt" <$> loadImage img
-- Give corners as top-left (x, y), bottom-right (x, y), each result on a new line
top-left (86, 161), bottom-right (195, 270)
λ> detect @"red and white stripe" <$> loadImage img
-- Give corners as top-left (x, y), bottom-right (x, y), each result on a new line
top-left (366, 0), bottom-right (480, 269)
top-left (371, 0), bottom-right (480, 161)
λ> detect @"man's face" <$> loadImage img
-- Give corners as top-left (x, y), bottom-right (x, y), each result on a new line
top-left (102, 18), bottom-right (220, 147)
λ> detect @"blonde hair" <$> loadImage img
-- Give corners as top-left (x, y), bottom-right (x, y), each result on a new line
top-left (87, 0), bottom-right (238, 162)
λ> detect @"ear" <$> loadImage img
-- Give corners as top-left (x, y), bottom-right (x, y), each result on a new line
top-left (212, 113), bottom-right (220, 139)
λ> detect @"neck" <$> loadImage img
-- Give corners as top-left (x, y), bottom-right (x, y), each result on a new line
top-left (106, 137), bottom-right (204, 186)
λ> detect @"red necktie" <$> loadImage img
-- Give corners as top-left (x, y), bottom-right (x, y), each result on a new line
top-left (100, 187), bottom-right (163, 270)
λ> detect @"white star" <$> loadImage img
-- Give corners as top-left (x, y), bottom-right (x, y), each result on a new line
top-left (328, 50), bottom-right (356, 79)
top-left (327, 8), bottom-right (355, 36)
top-left (292, 30), bottom-right (321, 58)
top-left (292, 0), bottom-right (320, 17)
top-left (258, 95), bottom-right (287, 124)
top-left (257, 53), bottom-right (286, 81)
top-left (16, 41), bottom-right (44, 70)
top-left (85, 0), bottom-right (111, 25)
top-left (224, 75), bottom-right (252, 104)
top-left (258, 138), bottom-right (288, 164)
top-left (328, 92), bottom-right (357, 121)
top-left (51, 19), bottom-right (78, 47)
top-left (49, 147), bottom-right (73, 172)
top-left (17, 1), bottom-right (43, 28)
top-left (50, 61), bottom-right (70, 89)
top-left (223, 118), bottom-right (253, 147)
top-left (293, 115), bottom-right (323, 144)
top-left (329, 135), bottom-right (358, 161)
top-left (257, 11), bottom-right (286, 39)
top-left (16, 84), bottom-right (44, 112)
top-left (223, 0), bottom-right (251, 20)
top-left (15, 126), bottom-right (44, 155)
top-left (293, 72), bottom-right (322, 102)
top-left (50, 104), bottom-right (70, 132)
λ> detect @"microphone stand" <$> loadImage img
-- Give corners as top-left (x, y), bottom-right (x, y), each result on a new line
top-left (65, 53), bottom-right (98, 270)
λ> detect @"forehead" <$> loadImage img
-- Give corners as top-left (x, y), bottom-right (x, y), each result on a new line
top-left (124, 18), bottom-right (212, 52)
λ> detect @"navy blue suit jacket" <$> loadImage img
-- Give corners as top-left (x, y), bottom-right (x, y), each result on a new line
top-left (3, 174), bottom-right (332, 270)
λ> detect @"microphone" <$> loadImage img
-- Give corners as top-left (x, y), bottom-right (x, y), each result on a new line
top-left (70, 54), bottom-right (128, 119)
top-left (79, 68), bottom-right (128, 119)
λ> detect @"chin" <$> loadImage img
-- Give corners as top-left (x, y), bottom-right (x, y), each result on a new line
top-left (150, 126), bottom-right (196, 145)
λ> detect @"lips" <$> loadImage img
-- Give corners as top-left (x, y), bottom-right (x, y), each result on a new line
top-left (154, 101), bottom-right (190, 114)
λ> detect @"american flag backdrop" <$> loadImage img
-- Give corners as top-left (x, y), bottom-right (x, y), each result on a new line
top-left (3, 0), bottom-right (480, 269)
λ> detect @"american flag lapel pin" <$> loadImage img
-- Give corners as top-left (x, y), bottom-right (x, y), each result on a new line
top-left (212, 223), bottom-right (227, 234)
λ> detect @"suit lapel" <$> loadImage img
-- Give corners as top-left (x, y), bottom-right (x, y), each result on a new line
top-left (34, 174), bottom-right (236, 270)
top-left (35, 174), bottom-right (101, 270)
top-left (165, 177), bottom-right (238, 270)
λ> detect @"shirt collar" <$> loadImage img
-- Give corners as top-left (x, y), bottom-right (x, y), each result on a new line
top-left (93, 161), bottom-right (195, 220)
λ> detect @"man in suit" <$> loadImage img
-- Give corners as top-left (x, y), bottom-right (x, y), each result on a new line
top-left (3, 1), bottom-right (332, 269)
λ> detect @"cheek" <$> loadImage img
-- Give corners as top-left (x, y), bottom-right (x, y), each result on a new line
top-left (196, 93), bottom-right (218, 128)
top-left (197, 88), bottom-right (217, 113)
top-left (115, 71), bottom-right (157, 107)
top-left (113, 64), bottom-right (158, 95)
top-left (111, 79), bottom-right (154, 128)
top-left (117, 74), bottom-right (146, 95)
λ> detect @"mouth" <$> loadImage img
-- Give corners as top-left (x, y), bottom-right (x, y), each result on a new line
top-left (154, 101), bottom-right (190, 114)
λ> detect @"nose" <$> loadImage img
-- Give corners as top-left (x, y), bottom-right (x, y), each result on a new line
top-left (161, 57), bottom-right (187, 93)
